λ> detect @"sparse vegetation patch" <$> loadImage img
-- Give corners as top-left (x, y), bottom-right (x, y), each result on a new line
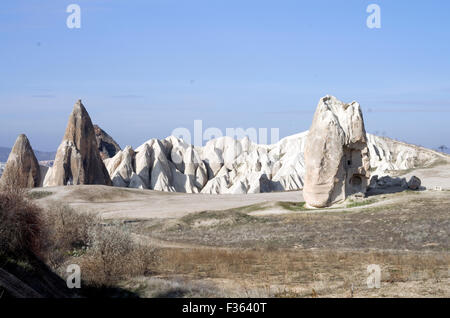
top-left (27, 190), bottom-right (53, 200)
top-left (277, 201), bottom-right (307, 211)
top-left (346, 199), bottom-right (376, 208)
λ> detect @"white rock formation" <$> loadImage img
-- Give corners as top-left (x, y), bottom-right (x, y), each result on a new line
top-left (135, 143), bottom-right (152, 188)
top-left (105, 146), bottom-right (135, 187)
top-left (104, 130), bottom-right (444, 194)
top-left (367, 134), bottom-right (440, 176)
top-left (304, 96), bottom-right (371, 207)
top-left (100, 97), bottom-right (446, 194)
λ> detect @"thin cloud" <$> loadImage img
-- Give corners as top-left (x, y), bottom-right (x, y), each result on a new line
top-left (31, 94), bottom-right (56, 98)
top-left (365, 108), bottom-right (450, 113)
top-left (111, 94), bottom-right (144, 99)
top-left (368, 100), bottom-right (450, 107)
top-left (264, 110), bottom-right (315, 115)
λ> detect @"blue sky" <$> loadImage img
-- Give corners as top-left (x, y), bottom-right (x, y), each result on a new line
top-left (0, 0), bottom-right (449, 151)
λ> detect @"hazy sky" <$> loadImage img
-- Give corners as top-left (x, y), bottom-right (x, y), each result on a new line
top-left (1, 0), bottom-right (449, 151)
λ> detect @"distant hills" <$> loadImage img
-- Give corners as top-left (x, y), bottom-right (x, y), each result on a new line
top-left (0, 146), bottom-right (56, 162)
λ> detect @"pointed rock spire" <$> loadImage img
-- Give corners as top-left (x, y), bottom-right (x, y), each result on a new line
top-left (303, 96), bottom-right (371, 207)
top-left (44, 100), bottom-right (112, 186)
top-left (0, 134), bottom-right (41, 188)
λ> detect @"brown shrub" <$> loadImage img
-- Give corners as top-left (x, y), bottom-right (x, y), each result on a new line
top-left (0, 170), bottom-right (23, 190)
top-left (41, 202), bottom-right (97, 268)
top-left (0, 186), bottom-right (157, 290)
top-left (39, 202), bottom-right (157, 287)
top-left (0, 186), bottom-right (43, 257)
top-left (79, 224), bottom-right (158, 286)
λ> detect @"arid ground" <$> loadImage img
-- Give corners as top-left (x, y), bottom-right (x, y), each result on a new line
top-left (30, 163), bottom-right (450, 298)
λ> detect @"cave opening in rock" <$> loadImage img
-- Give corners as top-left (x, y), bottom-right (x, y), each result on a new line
top-left (350, 175), bottom-right (363, 191)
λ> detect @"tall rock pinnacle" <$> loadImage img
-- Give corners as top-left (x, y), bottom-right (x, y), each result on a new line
top-left (0, 134), bottom-right (41, 188)
top-left (43, 100), bottom-right (112, 186)
top-left (303, 96), bottom-right (371, 208)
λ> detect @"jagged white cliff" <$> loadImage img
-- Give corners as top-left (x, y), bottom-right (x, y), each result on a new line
top-left (103, 131), bottom-right (445, 194)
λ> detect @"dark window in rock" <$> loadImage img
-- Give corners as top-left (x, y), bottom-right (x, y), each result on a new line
top-left (350, 175), bottom-right (362, 186)
top-left (347, 160), bottom-right (352, 166)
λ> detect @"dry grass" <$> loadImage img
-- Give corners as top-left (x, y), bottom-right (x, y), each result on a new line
top-left (121, 276), bottom-right (224, 298)
top-left (27, 190), bottom-right (53, 200)
top-left (276, 201), bottom-right (307, 211)
top-left (140, 191), bottom-right (450, 251)
top-left (68, 186), bottom-right (140, 202)
top-left (76, 187), bottom-right (129, 202)
top-left (345, 198), bottom-right (376, 208)
top-left (122, 190), bottom-right (449, 298)
top-left (152, 247), bottom-right (449, 297)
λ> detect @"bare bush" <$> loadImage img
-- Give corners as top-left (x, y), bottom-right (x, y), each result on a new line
top-left (38, 201), bottom-right (157, 286)
top-left (79, 224), bottom-right (157, 286)
top-left (41, 202), bottom-right (97, 267)
top-left (1, 191), bottom-right (157, 289)
top-left (0, 170), bottom-right (24, 191)
top-left (91, 225), bottom-right (134, 278)
top-left (0, 187), bottom-right (43, 257)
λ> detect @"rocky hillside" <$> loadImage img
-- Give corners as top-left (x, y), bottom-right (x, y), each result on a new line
top-left (103, 132), bottom-right (448, 194)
